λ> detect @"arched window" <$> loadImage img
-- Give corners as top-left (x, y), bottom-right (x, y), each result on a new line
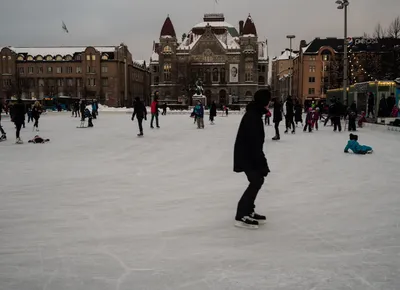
top-left (45, 55), bottom-right (53, 61)
top-left (55, 55), bottom-right (63, 61)
top-left (65, 55), bottom-right (72, 61)
top-left (220, 68), bottom-right (226, 83)
top-left (75, 54), bottom-right (82, 61)
top-left (212, 68), bottom-right (219, 82)
top-left (17, 55), bottom-right (24, 61)
top-left (205, 68), bottom-right (211, 84)
top-left (163, 46), bottom-right (172, 53)
top-left (245, 91), bottom-right (252, 97)
top-left (245, 62), bottom-right (253, 82)
top-left (36, 55), bottom-right (43, 61)
top-left (163, 63), bottom-right (171, 81)
top-left (101, 54), bottom-right (109, 60)
top-left (27, 55), bottom-right (33, 61)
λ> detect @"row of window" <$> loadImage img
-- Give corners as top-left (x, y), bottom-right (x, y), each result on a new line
top-left (307, 55), bottom-right (330, 61)
top-left (2, 54), bottom-right (110, 62)
top-left (308, 65), bottom-right (329, 73)
top-left (2, 78), bottom-right (109, 88)
top-left (17, 65), bottom-right (109, 75)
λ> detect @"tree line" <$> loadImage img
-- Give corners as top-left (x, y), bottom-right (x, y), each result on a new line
top-left (367, 16), bottom-right (400, 39)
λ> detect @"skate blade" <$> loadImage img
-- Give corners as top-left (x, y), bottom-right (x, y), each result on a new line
top-left (234, 221), bottom-right (259, 229)
top-left (256, 219), bottom-right (267, 225)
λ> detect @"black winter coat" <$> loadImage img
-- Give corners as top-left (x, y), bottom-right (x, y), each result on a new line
top-left (294, 103), bottom-right (302, 122)
top-left (132, 101), bottom-right (147, 119)
top-left (273, 101), bottom-right (282, 123)
top-left (32, 106), bottom-right (41, 119)
top-left (234, 102), bottom-right (269, 173)
top-left (285, 99), bottom-right (294, 118)
top-left (12, 102), bottom-right (26, 124)
top-left (210, 103), bottom-right (217, 117)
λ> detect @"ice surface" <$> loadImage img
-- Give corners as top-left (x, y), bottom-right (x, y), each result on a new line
top-left (1, 113), bottom-right (400, 290)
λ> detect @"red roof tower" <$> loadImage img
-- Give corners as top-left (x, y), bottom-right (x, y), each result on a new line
top-left (242, 14), bottom-right (257, 36)
top-left (160, 15), bottom-right (176, 38)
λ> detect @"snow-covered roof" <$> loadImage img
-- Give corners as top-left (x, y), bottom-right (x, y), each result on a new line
top-left (8, 46), bottom-right (116, 56)
top-left (134, 60), bottom-right (145, 66)
top-left (276, 50), bottom-right (298, 61)
top-left (193, 21), bottom-right (235, 28)
top-left (242, 34), bottom-right (256, 38)
top-left (302, 42), bottom-right (312, 53)
top-left (178, 29), bottom-right (240, 51)
top-left (150, 51), bottom-right (159, 62)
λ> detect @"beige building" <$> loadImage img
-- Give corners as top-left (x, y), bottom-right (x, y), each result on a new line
top-left (271, 49), bottom-right (298, 98)
top-left (150, 13), bottom-right (269, 105)
top-left (0, 45), bottom-right (151, 107)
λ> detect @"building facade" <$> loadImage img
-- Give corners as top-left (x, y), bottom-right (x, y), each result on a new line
top-left (293, 37), bottom-right (400, 104)
top-left (150, 13), bottom-right (269, 105)
top-left (271, 49), bottom-right (298, 99)
top-left (0, 45), bottom-right (151, 107)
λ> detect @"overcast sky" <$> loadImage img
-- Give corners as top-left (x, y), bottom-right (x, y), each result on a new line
top-left (0, 0), bottom-right (399, 61)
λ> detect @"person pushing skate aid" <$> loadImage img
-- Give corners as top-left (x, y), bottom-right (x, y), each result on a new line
top-left (233, 89), bottom-right (271, 229)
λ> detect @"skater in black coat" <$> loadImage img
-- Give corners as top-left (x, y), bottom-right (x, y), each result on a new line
top-left (131, 97), bottom-right (147, 136)
top-left (294, 99), bottom-right (303, 126)
top-left (12, 98), bottom-right (26, 143)
top-left (209, 101), bottom-right (217, 124)
top-left (284, 96), bottom-right (295, 134)
top-left (272, 98), bottom-right (283, 140)
top-left (233, 89), bottom-right (271, 229)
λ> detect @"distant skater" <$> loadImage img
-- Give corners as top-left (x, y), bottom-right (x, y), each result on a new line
top-left (12, 98), bottom-right (26, 144)
top-left (150, 97), bottom-right (160, 129)
top-left (210, 101), bottom-right (217, 124)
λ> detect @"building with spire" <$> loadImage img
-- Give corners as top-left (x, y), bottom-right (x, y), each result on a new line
top-left (150, 13), bottom-right (269, 105)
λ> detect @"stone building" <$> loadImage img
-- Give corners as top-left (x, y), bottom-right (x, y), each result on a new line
top-left (271, 49), bottom-right (298, 99)
top-left (0, 45), bottom-right (151, 107)
top-left (150, 13), bottom-right (269, 105)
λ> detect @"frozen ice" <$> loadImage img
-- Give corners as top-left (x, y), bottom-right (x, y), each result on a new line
top-left (0, 112), bottom-right (400, 290)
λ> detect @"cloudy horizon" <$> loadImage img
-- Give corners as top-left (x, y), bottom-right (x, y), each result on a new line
top-left (0, 0), bottom-right (399, 61)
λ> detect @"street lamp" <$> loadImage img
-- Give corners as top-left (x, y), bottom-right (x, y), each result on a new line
top-left (336, 0), bottom-right (349, 105)
top-left (286, 35), bottom-right (296, 96)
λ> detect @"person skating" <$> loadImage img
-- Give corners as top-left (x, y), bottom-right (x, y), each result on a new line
top-left (283, 96), bottom-right (295, 134)
top-left (294, 99), bottom-right (303, 127)
top-left (194, 100), bottom-right (205, 129)
top-left (27, 105), bottom-right (33, 123)
top-left (32, 101), bottom-right (42, 132)
top-left (264, 107), bottom-right (271, 126)
top-left (91, 101), bottom-right (97, 119)
top-left (303, 107), bottom-right (313, 132)
top-left (367, 92), bottom-right (375, 118)
top-left (150, 97), bottom-right (160, 129)
top-left (331, 99), bottom-right (342, 132)
top-left (209, 101), bottom-right (217, 124)
top-left (313, 107), bottom-right (320, 130)
top-left (0, 107), bottom-right (6, 141)
top-left (162, 102), bottom-right (167, 115)
top-left (131, 97), bottom-right (147, 136)
top-left (378, 95), bottom-right (388, 117)
top-left (233, 89), bottom-right (271, 229)
top-left (73, 100), bottom-right (80, 118)
top-left (344, 133), bottom-right (373, 154)
top-left (84, 108), bottom-right (93, 127)
top-left (272, 98), bottom-right (282, 140)
top-left (347, 106), bottom-right (357, 131)
top-left (12, 98), bottom-right (26, 144)
top-left (80, 100), bottom-right (86, 122)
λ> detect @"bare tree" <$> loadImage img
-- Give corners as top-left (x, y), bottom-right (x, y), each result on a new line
top-left (388, 16), bottom-right (400, 38)
top-left (373, 23), bottom-right (386, 39)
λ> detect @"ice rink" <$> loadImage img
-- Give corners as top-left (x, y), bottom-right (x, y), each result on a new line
top-left (1, 112), bottom-right (400, 290)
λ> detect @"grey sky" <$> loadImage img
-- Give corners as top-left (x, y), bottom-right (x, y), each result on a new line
top-left (0, 0), bottom-right (399, 61)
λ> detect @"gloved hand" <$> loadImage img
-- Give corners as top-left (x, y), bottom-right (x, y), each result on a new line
top-left (262, 165), bottom-right (270, 177)
top-left (144, 117), bottom-right (147, 121)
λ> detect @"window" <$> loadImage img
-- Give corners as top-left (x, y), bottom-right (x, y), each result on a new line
top-left (154, 76), bottom-right (159, 85)
top-left (87, 66), bottom-right (96, 73)
top-left (3, 79), bottom-right (11, 87)
top-left (75, 54), bottom-right (81, 61)
top-left (310, 56), bottom-right (316, 61)
top-left (309, 77), bottom-right (316, 83)
top-left (36, 56), bottom-right (43, 61)
top-left (56, 67), bottom-right (62, 74)
top-left (65, 55), bottom-right (72, 61)
top-left (66, 67), bottom-right (72, 73)
top-left (87, 78), bottom-right (96, 86)
top-left (76, 66), bottom-right (82, 73)
top-left (309, 65), bottom-right (316, 72)
top-left (86, 55), bottom-right (91, 61)
top-left (38, 79), bottom-right (44, 87)
top-left (101, 78), bottom-right (108, 86)
top-left (2, 56), bottom-right (5, 60)
top-left (57, 79), bottom-right (64, 87)
top-left (153, 66), bottom-right (159, 73)
top-left (212, 68), bottom-right (219, 82)
top-left (323, 55), bottom-right (330, 61)
top-left (8, 56), bottom-right (11, 60)
top-left (46, 55), bottom-right (53, 61)
top-left (308, 88), bottom-right (315, 95)
top-left (163, 63), bottom-right (171, 81)
top-left (17, 55), bottom-right (24, 61)
top-left (323, 65), bottom-right (329, 72)
top-left (261, 65), bottom-right (266, 72)
top-left (101, 54), bottom-right (109, 60)
top-left (245, 62), bottom-right (253, 82)
top-left (163, 46), bottom-right (172, 53)
top-left (27, 56), bottom-right (33, 61)
top-left (77, 79), bottom-right (81, 87)
top-left (67, 78), bottom-right (73, 86)
top-left (19, 67), bottom-right (24, 74)
top-left (28, 67), bottom-right (34, 74)
top-left (101, 66), bottom-right (108, 73)
top-left (56, 55), bottom-right (63, 61)
top-left (47, 67), bottom-right (53, 73)
top-left (220, 68), bottom-right (226, 83)
top-left (91, 55), bottom-right (96, 61)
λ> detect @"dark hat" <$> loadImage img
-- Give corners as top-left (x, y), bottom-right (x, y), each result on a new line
top-left (254, 89), bottom-right (271, 107)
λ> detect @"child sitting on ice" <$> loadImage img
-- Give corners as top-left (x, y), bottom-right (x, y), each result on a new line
top-left (344, 133), bottom-right (373, 154)
top-left (28, 135), bottom-right (50, 144)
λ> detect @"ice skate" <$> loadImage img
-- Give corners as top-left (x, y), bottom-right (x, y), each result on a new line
top-left (272, 136), bottom-right (280, 141)
top-left (16, 138), bottom-right (23, 144)
top-left (0, 134), bottom-right (6, 141)
top-left (137, 133), bottom-right (144, 137)
top-left (284, 130), bottom-right (288, 134)
top-left (291, 130), bottom-right (295, 134)
top-left (235, 216), bottom-right (259, 229)
top-left (250, 212), bottom-right (267, 225)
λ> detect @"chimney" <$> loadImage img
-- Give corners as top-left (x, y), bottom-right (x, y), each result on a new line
top-left (239, 20), bottom-right (244, 35)
top-left (300, 40), bottom-right (307, 48)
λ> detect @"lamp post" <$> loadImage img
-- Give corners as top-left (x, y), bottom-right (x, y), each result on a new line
top-left (336, 0), bottom-right (349, 105)
top-left (286, 35), bottom-right (296, 96)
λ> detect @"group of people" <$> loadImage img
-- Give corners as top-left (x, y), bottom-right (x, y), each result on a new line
top-left (0, 100), bottom-right (43, 144)
top-left (131, 94), bottom-right (161, 136)
top-left (377, 93), bottom-right (399, 118)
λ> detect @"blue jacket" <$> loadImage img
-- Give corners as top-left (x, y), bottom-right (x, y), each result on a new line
top-left (344, 140), bottom-right (372, 154)
top-left (194, 104), bottom-right (204, 118)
